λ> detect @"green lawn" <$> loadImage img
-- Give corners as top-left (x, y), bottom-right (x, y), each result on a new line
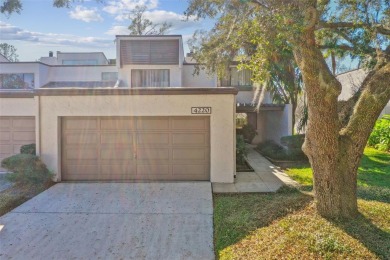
top-left (285, 147), bottom-right (390, 202)
top-left (214, 148), bottom-right (390, 259)
top-left (0, 182), bottom-right (53, 216)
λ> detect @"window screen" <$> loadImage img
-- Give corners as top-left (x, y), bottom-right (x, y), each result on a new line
top-left (131, 69), bottom-right (169, 87)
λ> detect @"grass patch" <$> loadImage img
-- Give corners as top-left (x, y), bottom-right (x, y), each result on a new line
top-left (285, 147), bottom-right (390, 202)
top-left (214, 190), bottom-right (390, 259)
top-left (0, 182), bottom-right (53, 216)
top-left (214, 147), bottom-right (390, 259)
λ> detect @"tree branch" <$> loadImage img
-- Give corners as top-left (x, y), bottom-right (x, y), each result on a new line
top-left (340, 62), bottom-right (390, 143)
top-left (317, 44), bottom-right (354, 52)
top-left (318, 21), bottom-right (390, 35)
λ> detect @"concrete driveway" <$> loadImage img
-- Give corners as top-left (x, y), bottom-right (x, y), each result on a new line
top-left (0, 183), bottom-right (214, 260)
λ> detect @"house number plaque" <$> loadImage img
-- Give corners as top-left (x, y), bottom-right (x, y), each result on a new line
top-left (191, 107), bottom-right (212, 114)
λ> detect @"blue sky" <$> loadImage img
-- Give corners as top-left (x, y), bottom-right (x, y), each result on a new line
top-left (0, 0), bottom-right (211, 61)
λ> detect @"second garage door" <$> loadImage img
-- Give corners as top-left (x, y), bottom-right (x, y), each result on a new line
top-left (0, 117), bottom-right (35, 171)
top-left (62, 116), bottom-right (210, 181)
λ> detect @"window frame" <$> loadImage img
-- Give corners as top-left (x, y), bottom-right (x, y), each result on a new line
top-left (0, 73), bottom-right (35, 89)
top-left (131, 69), bottom-right (170, 88)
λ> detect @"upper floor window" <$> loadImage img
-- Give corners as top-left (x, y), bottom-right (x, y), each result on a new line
top-left (131, 69), bottom-right (169, 87)
top-left (102, 72), bottom-right (118, 81)
top-left (0, 73), bottom-right (34, 89)
top-left (221, 68), bottom-right (252, 87)
top-left (231, 69), bottom-right (252, 86)
top-left (62, 60), bottom-right (98, 65)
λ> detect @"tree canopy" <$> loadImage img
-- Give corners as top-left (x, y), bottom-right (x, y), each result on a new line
top-left (186, 0), bottom-right (390, 218)
top-left (0, 43), bottom-right (19, 61)
top-left (127, 5), bottom-right (172, 35)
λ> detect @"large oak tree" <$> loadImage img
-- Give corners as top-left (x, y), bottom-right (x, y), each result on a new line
top-left (186, 0), bottom-right (390, 218)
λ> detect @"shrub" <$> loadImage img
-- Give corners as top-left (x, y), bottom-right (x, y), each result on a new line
top-left (280, 134), bottom-right (307, 160)
top-left (367, 115), bottom-right (390, 152)
top-left (257, 140), bottom-right (307, 161)
top-left (1, 154), bottom-right (52, 184)
top-left (241, 124), bottom-right (257, 143)
top-left (20, 143), bottom-right (36, 155)
top-left (257, 140), bottom-right (286, 160)
top-left (236, 135), bottom-right (248, 165)
top-left (281, 134), bottom-right (305, 150)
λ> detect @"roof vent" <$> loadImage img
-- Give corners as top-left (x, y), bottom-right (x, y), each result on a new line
top-left (49, 51), bottom-right (53, 57)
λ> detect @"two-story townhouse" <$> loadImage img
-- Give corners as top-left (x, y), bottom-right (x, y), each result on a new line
top-left (0, 35), bottom-right (292, 183)
top-left (0, 35), bottom-right (237, 183)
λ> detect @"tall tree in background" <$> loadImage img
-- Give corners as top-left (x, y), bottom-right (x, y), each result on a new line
top-left (188, 6), bottom-right (303, 129)
top-left (0, 43), bottom-right (19, 61)
top-left (128, 5), bottom-right (172, 35)
top-left (186, 0), bottom-right (390, 218)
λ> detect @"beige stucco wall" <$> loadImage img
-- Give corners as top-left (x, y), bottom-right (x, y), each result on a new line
top-left (39, 94), bottom-right (236, 183)
top-left (0, 98), bottom-right (36, 116)
top-left (182, 65), bottom-right (217, 87)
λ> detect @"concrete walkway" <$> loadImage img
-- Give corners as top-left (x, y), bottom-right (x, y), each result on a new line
top-left (213, 146), bottom-right (299, 193)
top-left (0, 183), bottom-right (214, 260)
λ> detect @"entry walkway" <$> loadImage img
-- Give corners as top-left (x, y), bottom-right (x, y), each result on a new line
top-left (212, 146), bottom-right (299, 193)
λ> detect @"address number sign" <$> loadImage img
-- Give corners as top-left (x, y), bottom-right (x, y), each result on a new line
top-left (191, 107), bottom-right (212, 114)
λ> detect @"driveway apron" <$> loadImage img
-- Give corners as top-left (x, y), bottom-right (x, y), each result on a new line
top-left (0, 182), bottom-right (214, 260)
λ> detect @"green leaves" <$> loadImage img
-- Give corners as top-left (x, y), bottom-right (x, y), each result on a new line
top-left (1, 0), bottom-right (22, 15)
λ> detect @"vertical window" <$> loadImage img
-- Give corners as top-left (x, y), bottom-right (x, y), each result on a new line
top-left (230, 68), bottom-right (252, 86)
top-left (0, 73), bottom-right (34, 89)
top-left (131, 69), bottom-right (169, 87)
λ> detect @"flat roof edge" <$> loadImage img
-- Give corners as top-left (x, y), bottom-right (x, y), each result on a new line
top-left (34, 87), bottom-right (238, 96)
top-left (0, 91), bottom-right (35, 98)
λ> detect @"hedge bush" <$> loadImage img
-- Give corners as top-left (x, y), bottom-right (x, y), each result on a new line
top-left (241, 124), bottom-right (257, 143)
top-left (20, 143), bottom-right (36, 155)
top-left (1, 154), bottom-right (52, 184)
top-left (236, 135), bottom-right (248, 165)
top-left (367, 115), bottom-right (390, 152)
top-left (280, 134), bottom-right (305, 150)
top-left (257, 140), bottom-right (307, 161)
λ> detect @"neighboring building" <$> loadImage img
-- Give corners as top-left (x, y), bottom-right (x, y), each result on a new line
top-left (337, 68), bottom-right (390, 116)
top-left (0, 35), bottom-right (292, 183)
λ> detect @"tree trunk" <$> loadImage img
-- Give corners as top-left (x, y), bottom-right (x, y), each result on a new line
top-left (293, 18), bottom-right (390, 218)
top-left (291, 98), bottom-right (297, 133)
top-left (293, 26), bottom-right (356, 218)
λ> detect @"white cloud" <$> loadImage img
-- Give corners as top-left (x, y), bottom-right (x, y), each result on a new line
top-left (105, 25), bottom-right (130, 35)
top-left (0, 21), bottom-right (114, 49)
top-left (103, 0), bottom-right (158, 18)
top-left (143, 10), bottom-right (198, 31)
top-left (69, 5), bottom-right (103, 23)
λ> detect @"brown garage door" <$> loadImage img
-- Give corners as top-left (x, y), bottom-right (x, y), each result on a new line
top-left (61, 116), bottom-right (210, 181)
top-left (0, 117), bottom-right (35, 170)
